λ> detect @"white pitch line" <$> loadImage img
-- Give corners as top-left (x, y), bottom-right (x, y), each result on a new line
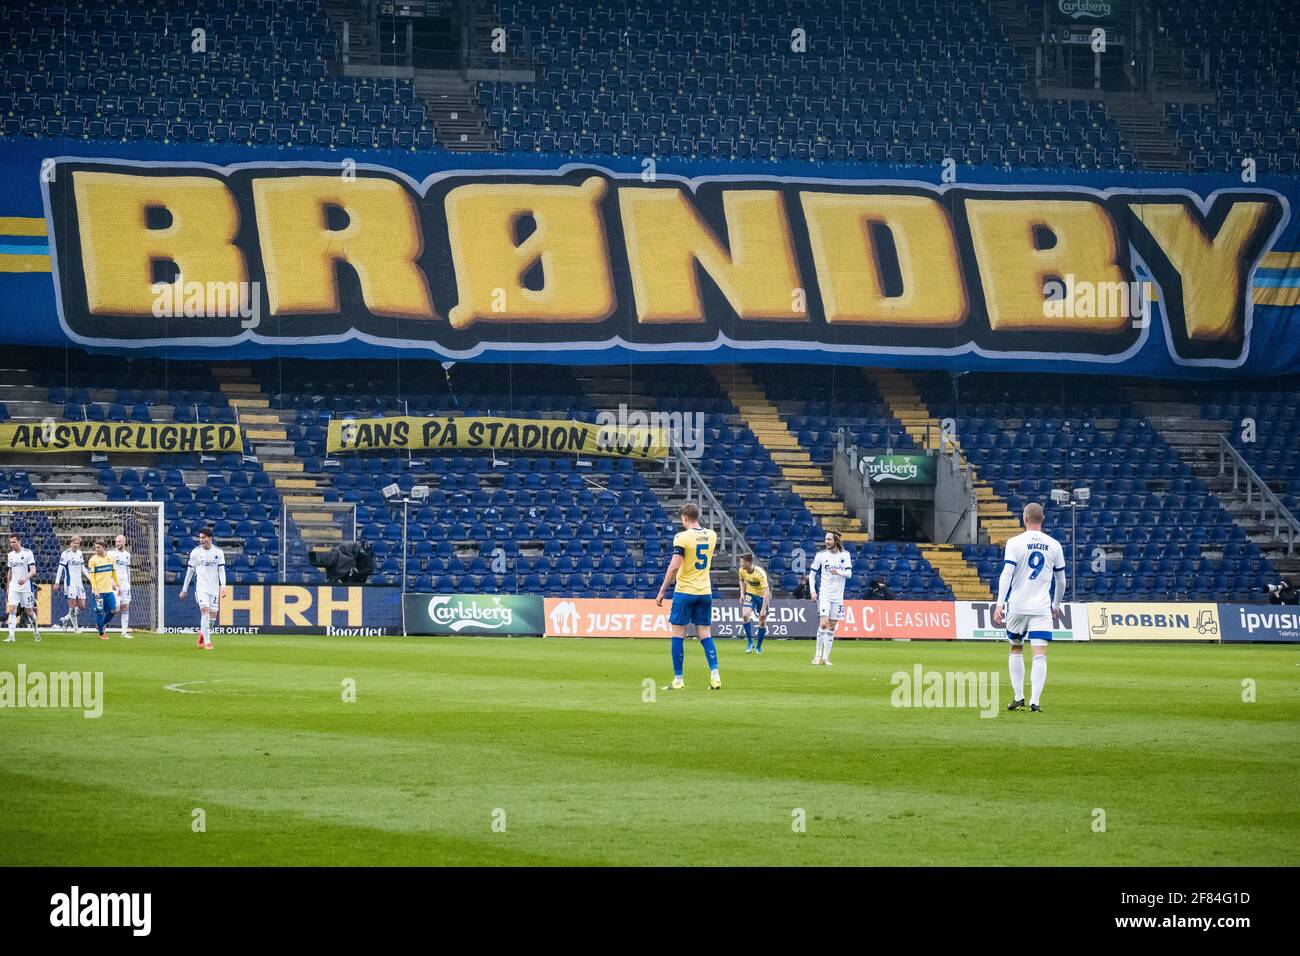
top-left (163, 679), bottom-right (232, 694)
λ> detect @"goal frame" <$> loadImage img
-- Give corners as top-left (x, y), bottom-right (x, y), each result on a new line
top-left (0, 500), bottom-right (166, 631)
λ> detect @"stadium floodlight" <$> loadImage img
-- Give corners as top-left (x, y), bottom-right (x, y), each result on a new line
top-left (1051, 487), bottom-right (1090, 603)
top-left (378, 483), bottom-right (416, 594)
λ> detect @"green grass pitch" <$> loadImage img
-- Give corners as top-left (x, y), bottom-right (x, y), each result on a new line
top-left (1, 633), bottom-right (1297, 866)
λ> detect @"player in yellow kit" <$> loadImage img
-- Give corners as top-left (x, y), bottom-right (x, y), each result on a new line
top-left (85, 538), bottom-right (119, 641)
top-left (737, 554), bottom-right (770, 654)
top-left (655, 503), bottom-right (721, 690)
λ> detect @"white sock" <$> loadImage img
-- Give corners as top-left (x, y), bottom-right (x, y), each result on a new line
top-left (1009, 653), bottom-right (1025, 700)
top-left (7, 612), bottom-right (14, 640)
top-left (71, 608), bottom-right (79, 632)
top-left (1030, 655), bottom-right (1047, 706)
top-left (121, 611), bottom-right (129, 634)
top-left (823, 630), bottom-right (834, 661)
top-left (814, 629), bottom-right (825, 658)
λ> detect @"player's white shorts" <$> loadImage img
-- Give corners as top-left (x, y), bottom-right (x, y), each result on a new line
top-left (6, 586), bottom-right (34, 609)
top-left (196, 590), bottom-right (220, 612)
top-left (117, 586), bottom-right (131, 605)
top-left (1005, 611), bottom-right (1054, 644)
top-left (64, 580), bottom-right (86, 600)
top-left (818, 596), bottom-right (845, 622)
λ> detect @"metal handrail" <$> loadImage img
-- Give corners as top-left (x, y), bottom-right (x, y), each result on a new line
top-left (1218, 435), bottom-right (1299, 555)
top-left (665, 441), bottom-right (751, 567)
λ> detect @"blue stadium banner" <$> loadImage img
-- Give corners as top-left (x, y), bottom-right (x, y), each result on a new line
top-left (1217, 604), bottom-right (1300, 643)
top-left (3, 140), bottom-right (1300, 379)
top-left (163, 584), bottom-right (401, 636)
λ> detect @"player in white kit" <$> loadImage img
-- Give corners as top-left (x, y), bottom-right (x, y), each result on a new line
top-left (993, 503), bottom-right (1067, 713)
top-left (6, 533), bottom-right (41, 643)
top-left (54, 535), bottom-right (88, 633)
top-left (809, 531), bottom-right (853, 666)
top-left (107, 534), bottom-right (134, 638)
top-left (179, 527), bottom-right (227, 649)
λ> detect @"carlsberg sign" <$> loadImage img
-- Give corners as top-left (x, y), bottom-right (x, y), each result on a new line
top-left (1058, 0), bottom-right (1113, 19)
top-left (858, 454), bottom-right (937, 485)
top-left (404, 594), bottom-right (545, 636)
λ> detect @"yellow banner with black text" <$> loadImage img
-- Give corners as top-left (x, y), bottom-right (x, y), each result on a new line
top-left (326, 415), bottom-right (669, 459)
top-left (0, 421), bottom-right (243, 454)
top-left (36, 156), bottom-right (1299, 379)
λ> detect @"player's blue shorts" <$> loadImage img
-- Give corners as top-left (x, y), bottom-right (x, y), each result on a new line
top-left (670, 592), bottom-right (712, 627)
top-left (93, 591), bottom-right (117, 615)
top-left (745, 593), bottom-right (765, 614)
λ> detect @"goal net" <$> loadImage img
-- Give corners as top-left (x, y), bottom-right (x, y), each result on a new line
top-left (0, 501), bottom-right (164, 632)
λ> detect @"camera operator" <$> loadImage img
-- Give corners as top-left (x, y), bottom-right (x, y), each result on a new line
top-left (309, 536), bottom-right (374, 585)
top-left (1266, 577), bottom-right (1299, 605)
top-left (866, 577), bottom-right (897, 601)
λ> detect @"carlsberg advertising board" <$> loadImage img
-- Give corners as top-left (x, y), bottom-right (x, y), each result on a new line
top-left (858, 454), bottom-right (938, 485)
top-left (404, 594), bottom-right (545, 636)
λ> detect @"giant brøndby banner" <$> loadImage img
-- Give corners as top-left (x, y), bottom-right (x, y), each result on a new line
top-left (2, 139), bottom-right (1298, 378)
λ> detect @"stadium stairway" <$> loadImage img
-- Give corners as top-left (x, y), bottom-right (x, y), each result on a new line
top-left (211, 364), bottom-right (341, 566)
top-left (1129, 385), bottom-right (1300, 577)
top-left (867, 368), bottom-right (1023, 546)
top-left (0, 362), bottom-right (47, 421)
top-left (918, 543), bottom-right (994, 600)
top-left (991, 0), bottom-right (1189, 171)
top-left (413, 71), bottom-right (495, 151)
top-left (987, 0), bottom-right (1054, 90)
top-left (0, 370), bottom-right (125, 501)
top-left (710, 366), bottom-right (868, 544)
top-left (573, 366), bottom-right (747, 591)
top-left (323, 0), bottom-right (376, 60)
top-left (1102, 94), bottom-right (1190, 172)
top-left (866, 367), bottom-right (1007, 599)
top-left (0, 372), bottom-right (65, 499)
